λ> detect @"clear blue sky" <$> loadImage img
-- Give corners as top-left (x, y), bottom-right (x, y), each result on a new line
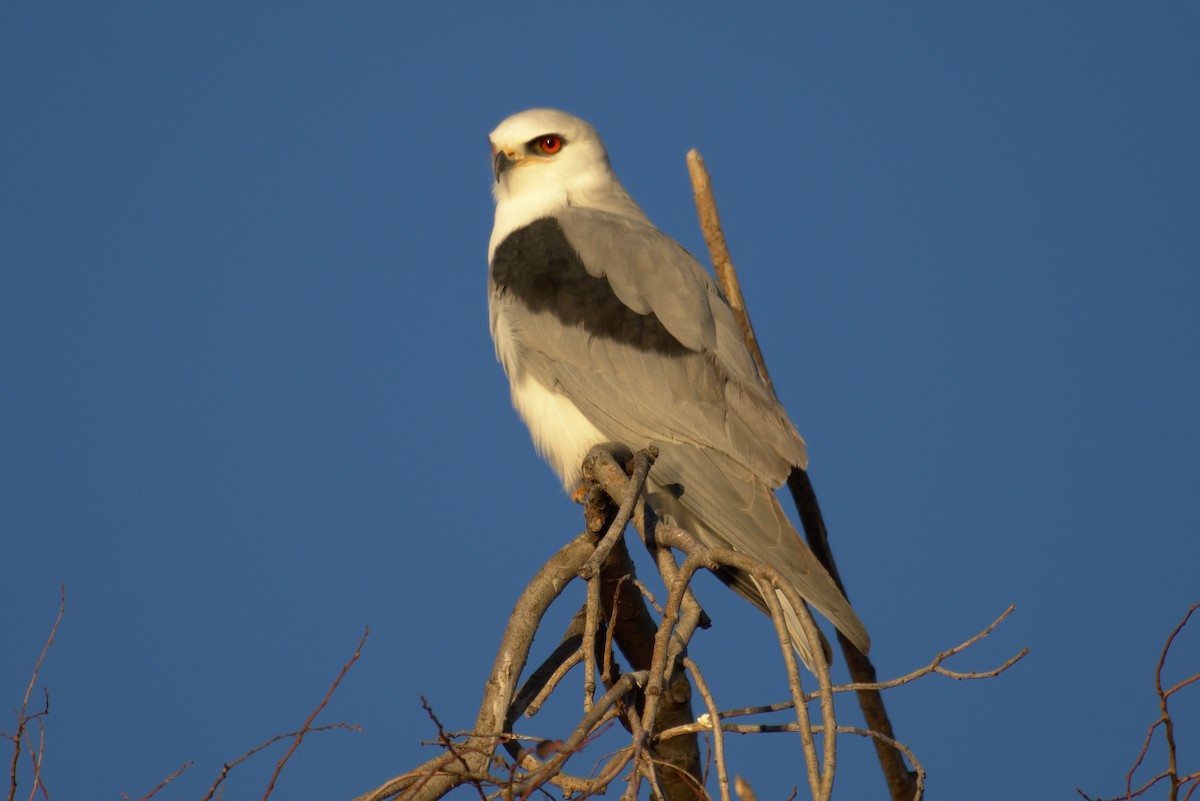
top-left (3, 3), bottom-right (1198, 799)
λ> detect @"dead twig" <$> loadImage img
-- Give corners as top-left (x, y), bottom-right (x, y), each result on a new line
top-left (4, 586), bottom-right (64, 801)
top-left (685, 658), bottom-right (730, 801)
top-left (200, 723), bottom-right (365, 801)
top-left (580, 448), bottom-right (657, 580)
top-left (685, 151), bottom-right (773, 394)
top-left (658, 606), bottom-right (1024, 745)
top-left (1077, 602), bottom-right (1200, 801)
top-left (126, 762), bottom-right (192, 801)
top-left (421, 697), bottom-right (487, 801)
top-left (258, 626), bottom-right (368, 800)
top-left (835, 605), bottom-right (1028, 692)
top-left (197, 630), bottom-right (366, 801)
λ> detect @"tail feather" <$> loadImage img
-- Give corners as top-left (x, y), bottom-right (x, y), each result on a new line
top-left (644, 443), bottom-right (870, 667)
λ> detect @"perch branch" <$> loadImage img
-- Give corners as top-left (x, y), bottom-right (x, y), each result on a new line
top-left (356, 442), bottom-right (1024, 801)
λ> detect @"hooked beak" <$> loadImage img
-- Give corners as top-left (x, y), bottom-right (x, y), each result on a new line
top-left (493, 148), bottom-right (516, 182)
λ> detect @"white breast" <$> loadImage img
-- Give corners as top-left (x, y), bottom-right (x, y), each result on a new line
top-left (491, 300), bottom-right (606, 490)
top-left (509, 373), bottom-right (606, 491)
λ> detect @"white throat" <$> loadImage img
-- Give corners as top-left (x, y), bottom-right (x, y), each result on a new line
top-left (488, 181), bottom-right (568, 261)
top-left (488, 162), bottom-right (649, 262)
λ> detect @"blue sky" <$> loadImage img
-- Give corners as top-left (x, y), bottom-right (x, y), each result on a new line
top-left (3, 3), bottom-right (1198, 799)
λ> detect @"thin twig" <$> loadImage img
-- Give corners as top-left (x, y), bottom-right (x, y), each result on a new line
top-left (580, 448), bottom-right (656, 580)
top-left (656, 606), bottom-right (1025, 742)
top-left (773, 581), bottom-right (837, 801)
top-left (259, 626), bottom-right (368, 800)
top-left (131, 762), bottom-right (192, 801)
top-left (602, 577), bottom-right (626, 687)
top-left (421, 698), bottom-right (487, 801)
top-left (836, 605), bottom-right (1027, 692)
top-left (532, 650), bottom-right (586, 719)
top-left (509, 606), bottom-right (588, 722)
top-left (584, 576), bottom-right (601, 712)
top-left (1077, 603), bottom-right (1199, 801)
top-left (22, 718), bottom-right (48, 801)
top-left (5, 586), bottom-right (64, 801)
top-left (1152, 603), bottom-right (1199, 801)
top-left (684, 658), bottom-right (730, 801)
top-left (516, 675), bottom-right (646, 798)
top-left (761, 586), bottom-right (821, 799)
top-left (199, 722), bottom-right (362, 801)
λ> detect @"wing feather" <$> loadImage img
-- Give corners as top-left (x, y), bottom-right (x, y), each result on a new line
top-left (555, 208), bottom-right (806, 478)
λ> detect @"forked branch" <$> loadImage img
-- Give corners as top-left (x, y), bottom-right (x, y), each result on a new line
top-left (1077, 603), bottom-right (1200, 801)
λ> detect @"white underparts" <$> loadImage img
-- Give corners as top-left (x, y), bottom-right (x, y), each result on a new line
top-left (510, 373), bottom-right (606, 491)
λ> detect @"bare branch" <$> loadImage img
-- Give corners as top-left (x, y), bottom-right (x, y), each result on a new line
top-left (22, 715), bottom-right (48, 801)
top-left (684, 658), bottom-right (729, 801)
top-left (352, 446), bottom-right (1026, 801)
top-left (580, 447), bottom-right (656, 580)
top-left (835, 605), bottom-right (1028, 692)
top-left (510, 607), bottom-right (588, 721)
top-left (131, 762), bottom-right (192, 801)
top-left (193, 632), bottom-right (367, 801)
top-left (5, 586), bottom-right (64, 801)
top-left (198, 722), bottom-right (364, 801)
top-left (1077, 603), bottom-right (1200, 801)
top-left (759, 583), bottom-right (823, 800)
top-left (420, 697), bottom-right (487, 801)
top-left (258, 626), bottom-right (368, 800)
top-left (686, 150), bottom-right (774, 393)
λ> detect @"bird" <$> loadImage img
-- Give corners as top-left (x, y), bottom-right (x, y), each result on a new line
top-left (486, 108), bottom-right (869, 669)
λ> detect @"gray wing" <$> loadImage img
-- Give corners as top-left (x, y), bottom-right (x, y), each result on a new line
top-left (554, 208), bottom-right (806, 480)
top-left (490, 207), bottom-right (869, 655)
top-left (645, 445), bottom-right (870, 656)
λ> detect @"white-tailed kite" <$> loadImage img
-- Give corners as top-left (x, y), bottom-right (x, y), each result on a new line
top-left (486, 108), bottom-right (869, 668)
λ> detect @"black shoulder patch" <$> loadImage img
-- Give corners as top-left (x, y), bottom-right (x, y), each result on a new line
top-left (491, 217), bottom-right (689, 356)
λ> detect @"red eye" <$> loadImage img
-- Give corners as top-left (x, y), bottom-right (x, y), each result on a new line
top-left (537, 135), bottom-right (563, 154)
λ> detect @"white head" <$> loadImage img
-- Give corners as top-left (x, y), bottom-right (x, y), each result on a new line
top-left (487, 109), bottom-right (645, 258)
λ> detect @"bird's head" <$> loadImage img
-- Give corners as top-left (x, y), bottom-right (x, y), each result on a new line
top-left (487, 109), bottom-right (646, 260)
top-left (488, 109), bottom-right (619, 208)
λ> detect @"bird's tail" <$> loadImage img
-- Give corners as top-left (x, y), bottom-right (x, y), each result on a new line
top-left (643, 446), bottom-right (871, 671)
